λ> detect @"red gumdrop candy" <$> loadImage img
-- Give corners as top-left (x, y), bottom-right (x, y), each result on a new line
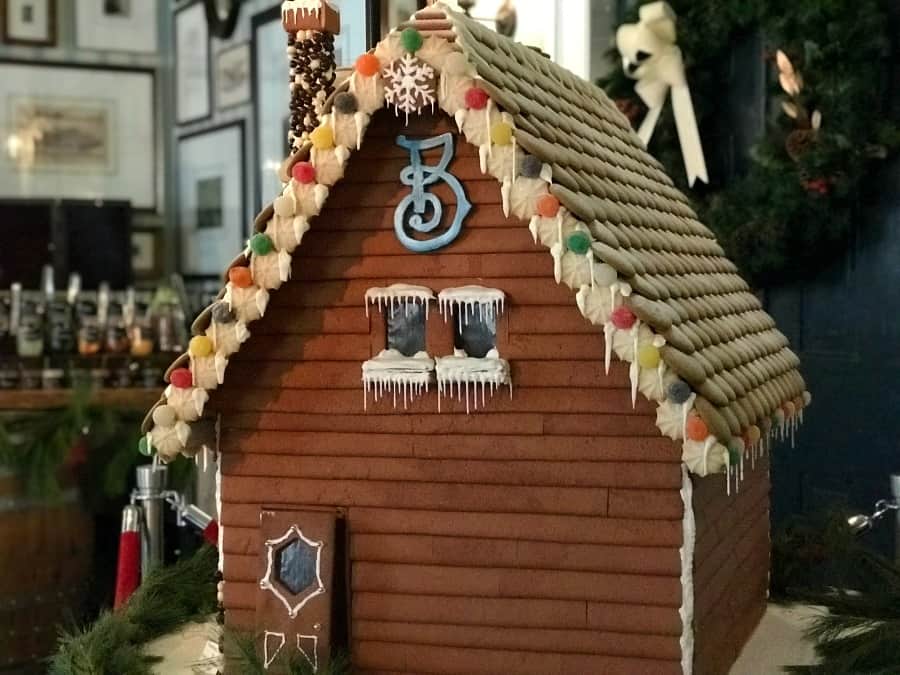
top-left (465, 87), bottom-right (489, 110)
top-left (170, 368), bottom-right (193, 389)
top-left (291, 161), bottom-right (316, 184)
top-left (610, 306), bottom-right (636, 330)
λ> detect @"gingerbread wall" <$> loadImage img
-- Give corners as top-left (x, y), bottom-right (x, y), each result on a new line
top-left (692, 457), bottom-right (771, 675)
top-left (208, 109), bottom-right (764, 673)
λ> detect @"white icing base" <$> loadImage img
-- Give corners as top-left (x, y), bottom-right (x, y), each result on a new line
top-left (435, 349), bottom-right (511, 414)
top-left (679, 465), bottom-right (695, 675)
top-left (363, 349), bottom-right (434, 409)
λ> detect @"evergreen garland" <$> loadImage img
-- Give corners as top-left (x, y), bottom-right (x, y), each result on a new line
top-left (773, 514), bottom-right (900, 673)
top-left (49, 545), bottom-right (218, 675)
top-left (601, 0), bottom-right (899, 285)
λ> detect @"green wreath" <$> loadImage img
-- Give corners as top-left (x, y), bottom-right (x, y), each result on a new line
top-left (601, 0), bottom-right (900, 285)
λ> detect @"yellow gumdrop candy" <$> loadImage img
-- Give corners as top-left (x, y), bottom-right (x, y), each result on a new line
top-left (490, 122), bottom-right (514, 146)
top-left (189, 335), bottom-right (214, 357)
top-left (637, 344), bottom-right (661, 369)
top-left (310, 125), bottom-right (334, 150)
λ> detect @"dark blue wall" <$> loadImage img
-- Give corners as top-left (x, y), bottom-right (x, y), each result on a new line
top-left (767, 157), bottom-right (900, 553)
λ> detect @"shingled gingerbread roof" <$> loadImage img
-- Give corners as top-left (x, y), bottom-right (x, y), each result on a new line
top-left (142, 3), bottom-right (808, 480)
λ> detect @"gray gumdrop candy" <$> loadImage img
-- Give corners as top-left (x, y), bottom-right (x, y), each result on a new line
top-left (519, 154), bottom-right (542, 178)
top-left (667, 379), bottom-right (692, 404)
top-left (334, 92), bottom-right (359, 115)
top-left (211, 302), bottom-right (236, 324)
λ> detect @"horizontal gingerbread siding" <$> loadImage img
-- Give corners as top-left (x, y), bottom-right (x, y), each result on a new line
top-left (212, 111), bottom-right (689, 674)
top-left (691, 455), bottom-right (771, 675)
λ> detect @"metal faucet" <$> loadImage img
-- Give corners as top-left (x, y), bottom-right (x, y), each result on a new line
top-left (130, 463), bottom-right (214, 578)
top-left (847, 474), bottom-right (900, 561)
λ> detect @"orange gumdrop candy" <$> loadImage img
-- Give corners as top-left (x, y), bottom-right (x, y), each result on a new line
top-left (686, 415), bottom-right (709, 441)
top-left (228, 266), bottom-right (253, 288)
top-left (355, 53), bottom-right (380, 77)
top-left (536, 194), bottom-right (560, 218)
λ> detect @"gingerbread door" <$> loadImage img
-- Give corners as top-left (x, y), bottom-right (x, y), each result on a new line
top-left (255, 507), bottom-right (344, 671)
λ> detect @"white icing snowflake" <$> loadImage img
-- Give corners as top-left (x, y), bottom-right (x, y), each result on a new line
top-left (383, 54), bottom-right (436, 122)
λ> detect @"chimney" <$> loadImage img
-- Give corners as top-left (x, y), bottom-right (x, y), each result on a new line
top-left (283, 1), bottom-right (341, 151)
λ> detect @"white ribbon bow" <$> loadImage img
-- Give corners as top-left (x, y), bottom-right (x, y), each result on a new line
top-left (616, 2), bottom-right (708, 186)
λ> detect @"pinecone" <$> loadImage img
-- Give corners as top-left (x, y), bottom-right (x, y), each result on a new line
top-left (785, 128), bottom-right (816, 162)
top-left (614, 98), bottom-right (643, 126)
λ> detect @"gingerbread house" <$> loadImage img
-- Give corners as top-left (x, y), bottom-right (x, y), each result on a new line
top-left (142, 4), bottom-right (809, 673)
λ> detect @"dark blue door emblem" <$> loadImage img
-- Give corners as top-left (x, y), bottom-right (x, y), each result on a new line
top-left (394, 133), bottom-right (472, 253)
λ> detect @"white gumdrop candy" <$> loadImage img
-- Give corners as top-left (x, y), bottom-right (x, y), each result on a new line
top-left (273, 195), bottom-right (295, 218)
top-left (443, 52), bottom-right (469, 76)
top-left (594, 263), bottom-right (618, 287)
top-left (152, 404), bottom-right (177, 428)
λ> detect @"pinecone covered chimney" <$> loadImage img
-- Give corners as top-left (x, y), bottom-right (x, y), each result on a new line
top-left (282, 1), bottom-right (341, 151)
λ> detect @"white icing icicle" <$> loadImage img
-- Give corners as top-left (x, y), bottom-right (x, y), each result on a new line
top-left (603, 322), bottom-right (615, 374)
top-left (435, 349), bottom-right (511, 414)
top-left (437, 286), bottom-right (505, 328)
top-left (256, 288), bottom-right (270, 316)
top-left (353, 111), bottom-right (366, 150)
top-left (500, 177), bottom-right (511, 217)
top-left (550, 242), bottom-right (563, 283)
top-left (454, 109), bottom-right (467, 132)
top-left (629, 322), bottom-right (640, 407)
top-left (528, 215), bottom-right (540, 243)
top-left (365, 284), bottom-right (434, 318)
top-left (478, 144), bottom-right (489, 174)
top-left (362, 349), bottom-right (434, 410)
top-left (277, 250), bottom-right (292, 283)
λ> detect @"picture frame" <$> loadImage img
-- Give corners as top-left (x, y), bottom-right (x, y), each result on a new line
top-left (175, 0), bottom-right (212, 125)
top-left (251, 2), bottom-right (373, 212)
top-left (131, 226), bottom-right (164, 280)
top-left (0, 61), bottom-right (157, 211)
top-left (74, 0), bottom-right (159, 53)
top-left (2, 0), bottom-right (56, 46)
top-left (251, 6), bottom-right (291, 213)
top-left (177, 121), bottom-right (246, 277)
top-left (214, 41), bottom-right (251, 111)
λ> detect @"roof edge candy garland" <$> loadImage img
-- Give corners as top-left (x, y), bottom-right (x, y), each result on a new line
top-left (142, 3), bottom-right (809, 500)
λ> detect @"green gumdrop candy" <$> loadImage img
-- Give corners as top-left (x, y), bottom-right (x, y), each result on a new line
top-left (401, 28), bottom-right (423, 53)
top-left (250, 233), bottom-right (274, 256)
top-left (567, 231), bottom-right (591, 255)
top-left (138, 436), bottom-right (154, 456)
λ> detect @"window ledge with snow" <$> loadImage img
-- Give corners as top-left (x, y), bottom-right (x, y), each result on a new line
top-left (436, 349), bottom-right (512, 413)
top-left (362, 349), bottom-right (434, 409)
top-left (437, 285), bottom-right (505, 328)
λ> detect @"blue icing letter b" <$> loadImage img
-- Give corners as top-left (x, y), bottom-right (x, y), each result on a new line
top-left (394, 133), bottom-right (472, 253)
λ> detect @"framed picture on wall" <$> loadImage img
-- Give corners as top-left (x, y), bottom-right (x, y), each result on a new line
top-left (2, 0), bottom-right (57, 46)
top-left (0, 61), bottom-right (157, 210)
top-left (74, 0), bottom-right (159, 53)
top-left (251, 6), bottom-right (291, 212)
top-left (214, 42), bottom-right (251, 111)
top-left (131, 226), bottom-right (164, 280)
top-left (251, 2), bottom-right (373, 212)
top-left (175, 0), bottom-right (212, 125)
top-left (177, 122), bottom-right (246, 277)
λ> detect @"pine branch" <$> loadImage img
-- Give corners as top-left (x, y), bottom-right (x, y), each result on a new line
top-left (49, 546), bottom-right (218, 675)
